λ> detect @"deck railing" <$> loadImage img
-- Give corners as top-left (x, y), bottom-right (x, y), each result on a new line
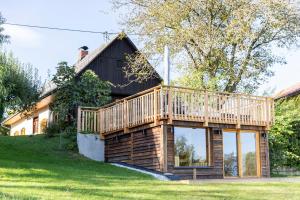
top-left (78, 85), bottom-right (274, 134)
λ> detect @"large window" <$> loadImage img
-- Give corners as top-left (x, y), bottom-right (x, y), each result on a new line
top-left (174, 127), bottom-right (208, 167)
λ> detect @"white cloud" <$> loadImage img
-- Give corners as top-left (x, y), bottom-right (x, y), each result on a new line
top-left (2, 24), bottom-right (43, 48)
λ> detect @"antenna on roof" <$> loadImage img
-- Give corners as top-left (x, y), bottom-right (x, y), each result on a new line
top-left (103, 31), bottom-right (110, 42)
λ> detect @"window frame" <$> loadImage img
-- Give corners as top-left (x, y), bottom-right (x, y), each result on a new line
top-left (173, 126), bottom-right (211, 169)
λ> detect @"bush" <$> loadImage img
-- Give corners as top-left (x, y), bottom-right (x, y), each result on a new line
top-left (0, 126), bottom-right (9, 136)
top-left (44, 122), bottom-right (60, 138)
top-left (61, 125), bottom-right (78, 151)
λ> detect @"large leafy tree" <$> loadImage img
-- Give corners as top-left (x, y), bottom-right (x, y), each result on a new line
top-left (50, 62), bottom-right (111, 127)
top-left (0, 53), bottom-right (41, 121)
top-left (114, 0), bottom-right (300, 93)
top-left (0, 13), bottom-right (40, 121)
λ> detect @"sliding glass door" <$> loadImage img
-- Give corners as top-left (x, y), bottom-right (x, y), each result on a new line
top-left (223, 130), bottom-right (260, 178)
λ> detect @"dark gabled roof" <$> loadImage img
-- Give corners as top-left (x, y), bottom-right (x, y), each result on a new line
top-left (40, 32), bottom-right (161, 97)
top-left (274, 82), bottom-right (300, 100)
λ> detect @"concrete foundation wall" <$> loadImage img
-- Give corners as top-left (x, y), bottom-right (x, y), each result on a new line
top-left (77, 133), bottom-right (105, 161)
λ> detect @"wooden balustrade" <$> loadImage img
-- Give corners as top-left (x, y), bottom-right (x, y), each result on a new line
top-left (77, 85), bottom-right (274, 134)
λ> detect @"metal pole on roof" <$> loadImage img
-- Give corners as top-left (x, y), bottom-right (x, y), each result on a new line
top-left (163, 45), bottom-right (170, 85)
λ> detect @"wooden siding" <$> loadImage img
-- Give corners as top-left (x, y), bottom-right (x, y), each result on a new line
top-left (77, 38), bottom-right (161, 97)
top-left (104, 122), bottom-right (270, 179)
top-left (260, 132), bottom-right (271, 177)
top-left (105, 126), bottom-right (162, 171)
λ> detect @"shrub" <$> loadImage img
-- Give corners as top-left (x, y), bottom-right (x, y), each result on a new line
top-left (44, 122), bottom-right (60, 138)
top-left (0, 126), bottom-right (9, 136)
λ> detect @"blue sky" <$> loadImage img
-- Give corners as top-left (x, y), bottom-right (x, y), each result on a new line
top-left (1, 0), bottom-right (300, 95)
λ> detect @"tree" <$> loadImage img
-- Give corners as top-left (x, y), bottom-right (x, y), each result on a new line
top-left (0, 13), bottom-right (9, 44)
top-left (114, 0), bottom-right (300, 93)
top-left (50, 62), bottom-right (78, 125)
top-left (0, 52), bottom-right (41, 121)
top-left (269, 97), bottom-right (300, 171)
top-left (50, 62), bottom-right (111, 128)
top-left (0, 13), bottom-right (40, 122)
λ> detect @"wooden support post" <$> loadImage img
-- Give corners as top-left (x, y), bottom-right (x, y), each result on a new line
top-left (77, 106), bottom-right (81, 133)
top-left (237, 131), bottom-right (242, 177)
top-left (236, 95), bottom-right (241, 129)
top-left (256, 132), bottom-right (261, 177)
top-left (207, 128), bottom-right (211, 166)
top-left (204, 91), bottom-right (209, 127)
top-left (193, 168), bottom-right (197, 180)
top-left (160, 122), bottom-right (168, 173)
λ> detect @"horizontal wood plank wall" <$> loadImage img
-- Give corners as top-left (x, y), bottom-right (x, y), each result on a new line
top-left (105, 126), bottom-right (162, 171)
top-left (260, 132), bottom-right (270, 177)
top-left (167, 127), bottom-right (224, 179)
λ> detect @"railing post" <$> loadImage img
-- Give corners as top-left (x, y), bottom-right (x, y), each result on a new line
top-left (265, 97), bottom-right (270, 130)
top-left (77, 106), bottom-right (81, 133)
top-left (168, 87), bottom-right (173, 124)
top-left (236, 95), bottom-right (241, 129)
top-left (98, 109), bottom-right (105, 139)
top-left (154, 88), bottom-right (158, 125)
top-left (204, 91), bottom-right (208, 127)
top-left (124, 100), bottom-right (129, 133)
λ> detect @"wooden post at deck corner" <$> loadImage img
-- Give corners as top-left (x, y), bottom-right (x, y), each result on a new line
top-left (236, 95), bottom-right (241, 129)
top-left (77, 106), bottom-right (81, 133)
top-left (265, 97), bottom-right (270, 130)
top-left (160, 122), bottom-right (168, 173)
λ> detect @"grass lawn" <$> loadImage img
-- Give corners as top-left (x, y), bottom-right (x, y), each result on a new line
top-left (0, 135), bottom-right (299, 200)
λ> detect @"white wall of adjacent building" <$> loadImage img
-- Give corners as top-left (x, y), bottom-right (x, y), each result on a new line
top-left (10, 106), bottom-right (51, 136)
top-left (10, 117), bottom-right (33, 136)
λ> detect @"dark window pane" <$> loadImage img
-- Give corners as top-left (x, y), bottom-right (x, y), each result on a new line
top-left (174, 127), bottom-right (207, 167)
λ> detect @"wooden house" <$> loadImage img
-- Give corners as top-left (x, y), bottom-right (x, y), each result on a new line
top-left (78, 85), bottom-right (274, 179)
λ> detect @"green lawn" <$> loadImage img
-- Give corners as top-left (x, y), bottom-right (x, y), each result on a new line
top-left (0, 135), bottom-right (299, 200)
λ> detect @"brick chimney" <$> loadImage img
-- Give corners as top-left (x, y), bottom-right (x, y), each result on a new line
top-left (78, 46), bottom-right (88, 61)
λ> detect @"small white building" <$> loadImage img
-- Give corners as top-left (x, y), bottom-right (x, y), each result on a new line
top-left (2, 95), bottom-right (54, 136)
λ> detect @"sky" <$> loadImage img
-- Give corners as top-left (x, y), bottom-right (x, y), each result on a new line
top-left (1, 0), bottom-right (300, 96)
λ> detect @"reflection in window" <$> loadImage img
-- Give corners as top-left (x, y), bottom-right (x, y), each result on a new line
top-left (223, 131), bottom-right (238, 177)
top-left (174, 127), bottom-right (207, 167)
top-left (241, 132), bottom-right (257, 177)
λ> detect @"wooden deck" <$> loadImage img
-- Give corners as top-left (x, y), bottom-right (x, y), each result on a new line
top-left (77, 85), bottom-right (274, 134)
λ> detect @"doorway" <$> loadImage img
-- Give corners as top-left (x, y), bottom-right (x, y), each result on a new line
top-left (223, 130), bottom-right (260, 178)
top-left (33, 117), bottom-right (39, 134)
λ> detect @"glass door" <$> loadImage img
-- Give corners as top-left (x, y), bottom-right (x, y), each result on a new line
top-left (240, 132), bottom-right (258, 177)
top-left (223, 130), bottom-right (260, 178)
top-left (223, 131), bottom-right (238, 177)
